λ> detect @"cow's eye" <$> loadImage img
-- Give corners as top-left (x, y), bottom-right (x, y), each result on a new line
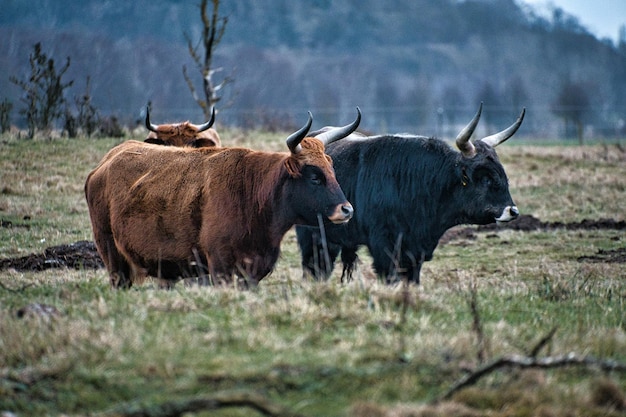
top-left (481, 176), bottom-right (493, 187)
top-left (310, 173), bottom-right (322, 185)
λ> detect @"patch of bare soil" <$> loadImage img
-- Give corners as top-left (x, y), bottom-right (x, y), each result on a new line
top-left (439, 215), bottom-right (626, 264)
top-left (440, 214), bottom-right (626, 243)
top-left (577, 248), bottom-right (626, 263)
top-left (1, 215), bottom-right (624, 272)
top-left (0, 240), bottom-right (103, 272)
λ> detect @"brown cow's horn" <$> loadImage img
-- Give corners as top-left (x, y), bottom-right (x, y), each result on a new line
top-left (315, 107), bottom-right (362, 146)
top-left (145, 106), bottom-right (159, 132)
top-left (286, 112), bottom-right (313, 154)
top-left (480, 108), bottom-right (526, 148)
top-left (456, 103), bottom-right (483, 158)
top-left (194, 107), bottom-right (216, 132)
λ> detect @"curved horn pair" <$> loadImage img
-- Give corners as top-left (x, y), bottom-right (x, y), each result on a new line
top-left (456, 103), bottom-right (525, 158)
top-left (286, 108), bottom-right (362, 154)
top-left (145, 106), bottom-right (216, 133)
top-left (314, 107), bottom-right (362, 146)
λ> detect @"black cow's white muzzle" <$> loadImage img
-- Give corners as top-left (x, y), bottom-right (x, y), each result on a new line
top-left (495, 206), bottom-right (519, 223)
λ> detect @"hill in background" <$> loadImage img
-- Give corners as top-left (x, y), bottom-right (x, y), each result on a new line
top-left (1, 0), bottom-right (625, 138)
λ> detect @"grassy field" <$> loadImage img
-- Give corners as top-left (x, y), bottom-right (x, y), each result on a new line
top-left (0, 131), bottom-right (625, 416)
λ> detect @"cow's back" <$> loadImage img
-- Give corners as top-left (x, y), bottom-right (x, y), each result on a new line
top-left (322, 136), bottom-right (446, 246)
top-left (86, 140), bottom-right (300, 285)
top-left (85, 141), bottom-right (237, 283)
top-left (297, 135), bottom-right (455, 282)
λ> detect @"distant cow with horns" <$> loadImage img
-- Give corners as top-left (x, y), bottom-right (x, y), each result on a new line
top-left (296, 104), bottom-right (524, 284)
top-left (145, 107), bottom-right (221, 148)
top-left (85, 109), bottom-right (360, 288)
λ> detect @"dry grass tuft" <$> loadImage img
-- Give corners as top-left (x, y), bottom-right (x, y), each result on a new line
top-left (1, 138), bottom-right (626, 415)
top-left (590, 378), bottom-right (626, 410)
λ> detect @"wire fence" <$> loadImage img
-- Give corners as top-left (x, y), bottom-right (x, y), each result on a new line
top-left (5, 104), bottom-right (625, 143)
top-left (124, 104), bottom-right (626, 142)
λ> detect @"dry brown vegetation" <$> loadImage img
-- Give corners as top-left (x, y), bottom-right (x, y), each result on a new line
top-left (0, 134), bottom-right (625, 416)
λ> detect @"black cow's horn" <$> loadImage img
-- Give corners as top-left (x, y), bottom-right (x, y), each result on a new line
top-left (456, 103), bottom-right (483, 158)
top-left (315, 107), bottom-right (362, 146)
top-left (286, 112), bottom-right (313, 154)
top-left (194, 107), bottom-right (216, 132)
top-left (145, 106), bottom-right (159, 132)
top-left (480, 108), bottom-right (526, 148)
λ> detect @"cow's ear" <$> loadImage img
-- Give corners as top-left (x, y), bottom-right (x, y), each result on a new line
top-left (192, 138), bottom-right (218, 148)
top-left (144, 138), bottom-right (165, 145)
top-left (284, 157), bottom-right (302, 178)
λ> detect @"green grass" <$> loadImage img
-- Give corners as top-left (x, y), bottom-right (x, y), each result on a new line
top-left (1, 133), bottom-right (625, 416)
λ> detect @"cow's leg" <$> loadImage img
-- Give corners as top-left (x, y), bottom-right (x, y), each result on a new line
top-left (296, 226), bottom-right (320, 278)
top-left (93, 232), bottom-right (132, 289)
top-left (369, 244), bottom-right (425, 285)
top-left (404, 252), bottom-right (425, 285)
top-left (339, 246), bottom-right (359, 283)
top-left (296, 226), bottom-right (340, 280)
top-left (367, 228), bottom-right (398, 284)
top-left (106, 242), bottom-right (132, 289)
top-left (369, 246), bottom-right (397, 284)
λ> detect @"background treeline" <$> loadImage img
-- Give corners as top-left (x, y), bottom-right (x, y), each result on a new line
top-left (1, 0), bottom-right (625, 139)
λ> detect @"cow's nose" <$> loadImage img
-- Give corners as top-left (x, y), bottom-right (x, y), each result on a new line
top-left (341, 203), bottom-right (354, 219)
top-left (328, 202), bottom-right (353, 224)
top-left (495, 205), bottom-right (519, 222)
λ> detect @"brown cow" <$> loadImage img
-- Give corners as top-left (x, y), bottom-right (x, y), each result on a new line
top-left (85, 109), bottom-right (361, 289)
top-left (144, 107), bottom-right (221, 148)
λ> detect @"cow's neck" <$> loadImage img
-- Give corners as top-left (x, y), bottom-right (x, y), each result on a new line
top-left (427, 171), bottom-right (469, 252)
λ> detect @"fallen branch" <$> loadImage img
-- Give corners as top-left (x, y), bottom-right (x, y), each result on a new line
top-left (96, 390), bottom-right (306, 417)
top-left (437, 353), bottom-right (626, 403)
top-left (528, 326), bottom-right (558, 357)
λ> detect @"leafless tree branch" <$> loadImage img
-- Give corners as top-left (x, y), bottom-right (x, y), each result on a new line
top-left (183, 0), bottom-right (234, 118)
top-left (437, 353), bottom-right (626, 403)
top-left (529, 326), bottom-right (558, 357)
top-left (182, 65), bottom-right (203, 108)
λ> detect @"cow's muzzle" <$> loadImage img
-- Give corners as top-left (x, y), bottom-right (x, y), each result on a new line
top-left (495, 205), bottom-right (519, 223)
top-left (328, 202), bottom-right (354, 224)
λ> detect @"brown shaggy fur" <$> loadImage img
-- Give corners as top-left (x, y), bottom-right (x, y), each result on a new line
top-left (85, 138), bottom-right (348, 288)
top-left (145, 121), bottom-right (221, 148)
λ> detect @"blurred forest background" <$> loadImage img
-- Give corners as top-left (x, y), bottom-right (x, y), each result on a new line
top-left (1, 0), bottom-right (625, 140)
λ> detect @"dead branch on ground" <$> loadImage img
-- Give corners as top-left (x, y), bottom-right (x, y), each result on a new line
top-left (95, 390), bottom-right (306, 417)
top-left (436, 353), bottom-right (626, 403)
top-left (528, 326), bottom-right (558, 357)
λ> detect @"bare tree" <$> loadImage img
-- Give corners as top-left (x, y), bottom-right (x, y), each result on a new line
top-left (64, 76), bottom-right (99, 139)
top-left (75, 76), bottom-right (99, 137)
top-left (183, 0), bottom-right (234, 118)
top-left (10, 42), bottom-right (73, 138)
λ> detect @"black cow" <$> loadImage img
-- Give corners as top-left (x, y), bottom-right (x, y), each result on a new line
top-left (296, 104), bottom-right (524, 284)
